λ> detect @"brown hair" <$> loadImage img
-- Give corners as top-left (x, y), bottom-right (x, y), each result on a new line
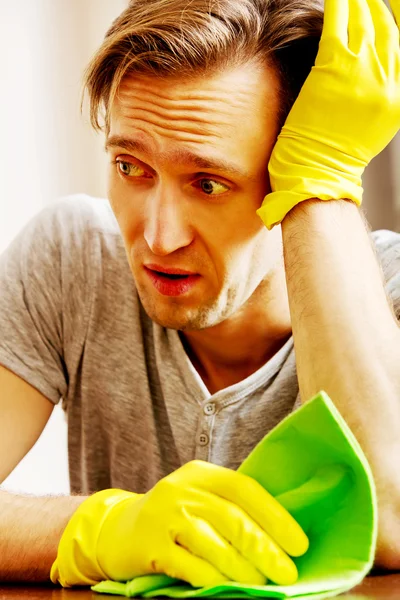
top-left (83, 0), bottom-right (324, 133)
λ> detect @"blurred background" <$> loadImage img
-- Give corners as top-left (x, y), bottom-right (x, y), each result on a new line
top-left (0, 0), bottom-right (399, 496)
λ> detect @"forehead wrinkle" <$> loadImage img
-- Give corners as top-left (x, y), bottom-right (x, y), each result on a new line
top-left (118, 80), bottom-right (257, 109)
top-left (128, 126), bottom-right (225, 146)
top-left (117, 97), bottom-right (241, 138)
top-left (117, 99), bottom-right (232, 140)
top-left (117, 85), bottom-right (257, 124)
top-left (120, 111), bottom-right (227, 139)
top-left (115, 78), bottom-right (264, 141)
top-left (119, 95), bottom-right (231, 127)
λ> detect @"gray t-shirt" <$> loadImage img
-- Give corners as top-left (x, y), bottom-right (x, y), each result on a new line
top-left (1, 195), bottom-right (399, 495)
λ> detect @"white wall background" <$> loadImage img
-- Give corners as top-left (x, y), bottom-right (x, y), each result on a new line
top-left (0, 0), bottom-right (399, 495)
top-left (0, 0), bottom-right (127, 495)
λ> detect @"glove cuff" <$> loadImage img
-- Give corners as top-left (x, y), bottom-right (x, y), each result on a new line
top-left (258, 130), bottom-right (364, 229)
top-left (257, 186), bottom-right (362, 230)
top-left (50, 488), bottom-right (137, 587)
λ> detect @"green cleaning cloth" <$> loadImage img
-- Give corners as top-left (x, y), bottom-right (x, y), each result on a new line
top-left (92, 391), bottom-right (377, 599)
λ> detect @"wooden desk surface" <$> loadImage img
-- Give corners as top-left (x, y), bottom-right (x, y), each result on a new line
top-left (0, 575), bottom-right (400, 599)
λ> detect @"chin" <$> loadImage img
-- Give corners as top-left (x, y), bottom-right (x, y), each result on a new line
top-left (136, 281), bottom-right (230, 330)
top-left (145, 309), bottom-right (206, 331)
top-left (139, 299), bottom-right (219, 331)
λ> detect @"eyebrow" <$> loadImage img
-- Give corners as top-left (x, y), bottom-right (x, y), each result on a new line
top-left (105, 135), bottom-right (252, 181)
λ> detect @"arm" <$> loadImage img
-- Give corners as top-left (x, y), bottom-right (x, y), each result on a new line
top-left (0, 365), bottom-right (87, 581)
top-left (255, 0), bottom-right (400, 568)
top-left (281, 198), bottom-right (400, 569)
top-left (0, 490), bottom-right (86, 581)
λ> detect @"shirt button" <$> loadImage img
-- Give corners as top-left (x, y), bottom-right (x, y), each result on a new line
top-left (198, 433), bottom-right (209, 446)
top-left (204, 402), bottom-right (216, 416)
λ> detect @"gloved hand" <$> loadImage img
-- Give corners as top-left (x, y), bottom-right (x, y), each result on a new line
top-left (50, 460), bottom-right (308, 588)
top-left (257, 0), bottom-right (400, 229)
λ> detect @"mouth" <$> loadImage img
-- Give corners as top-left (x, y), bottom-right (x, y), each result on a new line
top-left (144, 265), bottom-right (200, 297)
top-left (151, 271), bottom-right (190, 280)
top-left (145, 264), bottom-right (197, 276)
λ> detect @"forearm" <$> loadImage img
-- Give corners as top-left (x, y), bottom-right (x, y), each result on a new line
top-left (0, 489), bottom-right (87, 582)
top-left (281, 198), bottom-right (400, 567)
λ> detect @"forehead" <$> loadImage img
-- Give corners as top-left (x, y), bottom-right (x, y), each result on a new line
top-left (108, 61), bottom-right (281, 168)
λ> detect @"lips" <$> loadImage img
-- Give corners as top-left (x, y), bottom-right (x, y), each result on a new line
top-left (144, 265), bottom-right (200, 297)
top-left (145, 264), bottom-right (197, 276)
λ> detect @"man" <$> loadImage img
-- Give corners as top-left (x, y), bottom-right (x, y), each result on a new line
top-left (0, 0), bottom-right (400, 588)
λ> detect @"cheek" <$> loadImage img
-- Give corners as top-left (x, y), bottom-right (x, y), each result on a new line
top-left (227, 223), bottom-right (281, 280)
top-left (107, 172), bottom-right (143, 240)
top-left (192, 194), bottom-right (269, 278)
top-left (216, 202), bottom-right (267, 250)
top-left (203, 220), bottom-right (267, 283)
top-left (107, 168), bottom-right (124, 219)
top-left (251, 225), bottom-right (283, 278)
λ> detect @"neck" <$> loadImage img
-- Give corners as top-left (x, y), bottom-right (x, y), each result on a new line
top-left (180, 267), bottom-right (292, 394)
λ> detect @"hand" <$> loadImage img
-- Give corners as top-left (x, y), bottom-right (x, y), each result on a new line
top-left (257, 0), bottom-right (400, 229)
top-left (51, 460), bottom-right (308, 588)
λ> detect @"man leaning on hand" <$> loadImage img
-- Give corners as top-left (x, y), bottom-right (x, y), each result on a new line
top-left (1, 0), bottom-right (400, 588)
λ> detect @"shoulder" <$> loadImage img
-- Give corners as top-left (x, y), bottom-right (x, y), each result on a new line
top-left (371, 229), bottom-right (400, 280)
top-left (6, 193), bottom-right (121, 257)
top-left (371, 229), bottom-right (400, 256)
top-left (31, 193), bottom-right (127, 270)
top-left (0, 192), bottom-right (134, 322)
top-left (40, 193), bottom-right (120, 240)
top-left (371, 229), bottom-right (400, 319)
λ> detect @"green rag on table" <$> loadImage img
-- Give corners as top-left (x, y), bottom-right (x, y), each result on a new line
top-left (92, 391), bottom-right (377, 599)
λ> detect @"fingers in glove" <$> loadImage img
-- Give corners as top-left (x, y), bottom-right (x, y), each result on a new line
top-left (366, 0), bottom-right (400, 67)
top-left (388, 0), bottom-right (400, 29)
top-left (175, 514), bottom-right (267, 586)
top-left (191, 490), bottom-right (300, 586)
top-left (179, 462), bottom-right (309, 558)
top-left (348, 0), bottom-right (376, 54)
top-left (154, 544), bottom-right (230, 589)
top-left (321, 0), bottom-right (350, 47)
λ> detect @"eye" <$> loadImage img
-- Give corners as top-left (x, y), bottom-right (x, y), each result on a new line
top-left (196, 178), bottom-right (230, 196)
top-left (115, 159), bottom-right (147, 178)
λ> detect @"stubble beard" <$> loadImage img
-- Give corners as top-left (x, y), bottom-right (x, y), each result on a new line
top-left (137, 284), bottom-right (237, 331)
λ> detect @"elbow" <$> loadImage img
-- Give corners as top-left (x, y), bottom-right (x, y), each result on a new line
top-left (374, 499), bottom-right (400, 571)
top-left (374, 545), bottom-right (400, 571)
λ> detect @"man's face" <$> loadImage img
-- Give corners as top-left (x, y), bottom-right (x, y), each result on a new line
top-left (107, 60), bottom-right (284, 330)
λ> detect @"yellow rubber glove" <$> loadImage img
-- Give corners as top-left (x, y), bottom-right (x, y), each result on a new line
top-left (50, 460), bottom-right (308, 588)
top-left (257, 0), bottom-right (400, 229)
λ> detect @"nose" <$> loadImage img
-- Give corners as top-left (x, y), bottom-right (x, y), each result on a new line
top-left (144, 187), bottom-right (193, 256)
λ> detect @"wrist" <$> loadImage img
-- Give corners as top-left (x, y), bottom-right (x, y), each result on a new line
top-left (97, 492), bottom-right (144, 578)
top-left (51, 488), bottom-right (136, 587)
top-left (256, 134), bottom-right (364, 230)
